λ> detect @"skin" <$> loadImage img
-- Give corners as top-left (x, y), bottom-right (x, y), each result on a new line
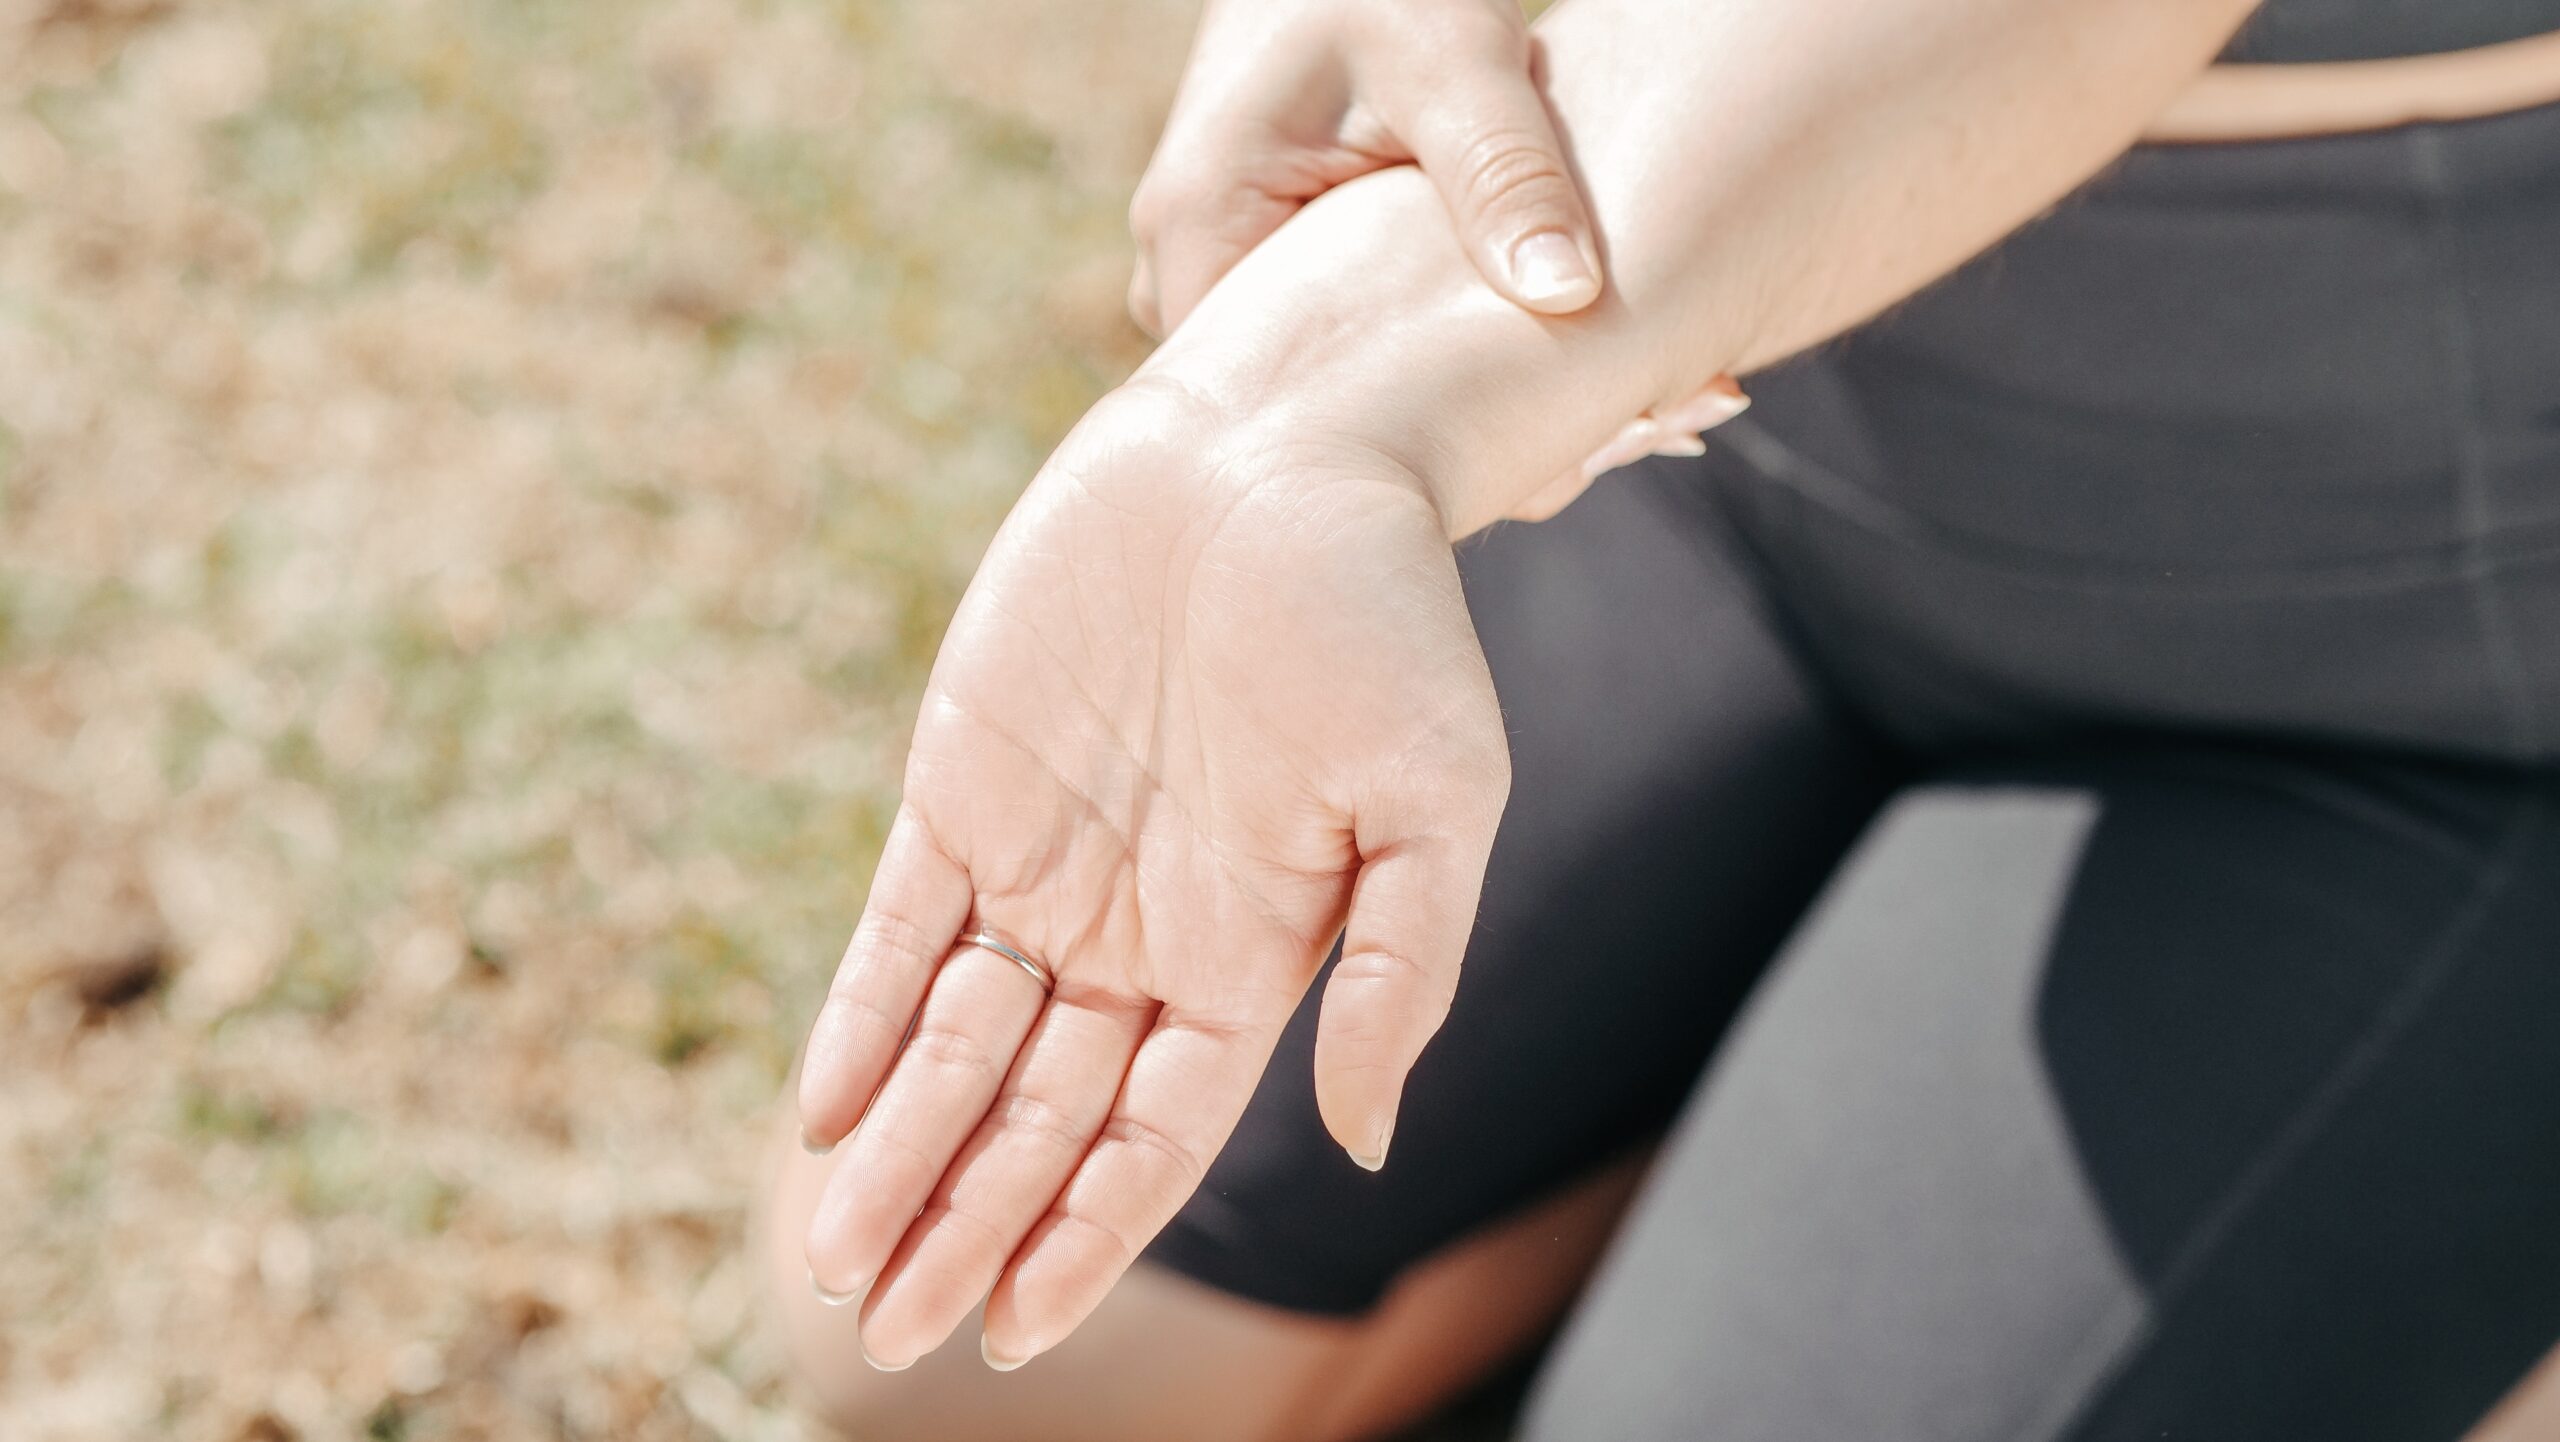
top-left (1127, 0), bottom-right (1612, 331)
top-left (1130, 0), bottom-right (1752, 514)
top-left (771, 0), bottom-right (2560, 1432)
top-left (789, 0), bottom-right (2267, 1393)
top-left (765, 1109), bottom-right (1652, 1441)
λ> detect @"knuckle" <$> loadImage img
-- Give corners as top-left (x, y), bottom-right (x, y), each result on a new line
top-left (1094, 1113), bottom-right (1207, 1191)
top-left (1126, 179), bottom-right (1169, 243)
top-left (1336, 943), bottom-right (1437, 991)
top-left (913, 1197), bottom-right (1011, 1255)
top-left (1128, 153), bottom-right (1214, 242)
top-left (1338, 946), bottom-right (1459, 1024)
top-left (988, 1091), bottom-right (1090, 1156)
top-left (901, 1024), bottom-right (1003, 1085)
top-left (1318, 1009), bottom-right (1406, 1066)
top-left (1051, 1206), bottom-right (1142, 1272)
top-left (820, 989), bottom-right (913, 1052)
top-left (859, 1127), bottom-right (946, 1194)
top-left (1448, 128), bottom-right (1573, 222)
top-left (844, 909), bottom-right (940, 980)
top-left (1125, 284), bottom-right (1162, 340)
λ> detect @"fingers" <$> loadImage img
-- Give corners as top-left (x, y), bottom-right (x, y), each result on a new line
top-left (1579, 377), bottom-right (1753, 477)
top-left (1128, 169), bottom-right (1301, 338)
top-left (1512, 376), bottom-right (1752, 523)
top-left (1310, 835), bottom-right (1492, 1171)
top-left (1126, 247), bottom-right (1164, 341)
top-left (797, 810), bottom-right (974, 1150)
top-left (1383, 26), bottom-right (1601, 314)
top-left (804, 939), bottom-right (1051, 1310)
top-left (1507, 467), bottom-right (1590, 524)
top-left (980, 1011), bottom-right (1277, 1368)
top-left (1652, 374), bottom-right (1753, 439)
top-left (853, 988), bottom-right (1155, 1368)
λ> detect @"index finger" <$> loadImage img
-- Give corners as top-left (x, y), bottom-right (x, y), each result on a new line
top-left (1145, 179), bottom-right (1303, 338)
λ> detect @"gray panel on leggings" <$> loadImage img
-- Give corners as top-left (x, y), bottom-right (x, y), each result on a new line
top-left (1520, 788), bottom-right (2144, 1442)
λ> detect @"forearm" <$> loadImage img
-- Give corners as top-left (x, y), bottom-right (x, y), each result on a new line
top-left (1138, 0), bottom-right (2259, 536)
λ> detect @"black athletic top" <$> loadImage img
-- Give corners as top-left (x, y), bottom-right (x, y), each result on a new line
top-left (2232, 0), bottom-right (2560, 62)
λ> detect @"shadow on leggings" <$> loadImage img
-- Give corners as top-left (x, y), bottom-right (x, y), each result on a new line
top-left (1519, 754), bottom-right (2560, 1442)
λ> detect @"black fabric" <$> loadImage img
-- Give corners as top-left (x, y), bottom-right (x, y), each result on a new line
top-left (1142, 457), bottom-right (1904, 1314)
top-left (2229, 0), bottom-right (2560, 63)
top-left (1143, 102), bottom-right (2560, 1440)
top-left (2051, 771), bottom-right (2560, 1441)
top-left (1510, 762), bottom-right (2560, 1442)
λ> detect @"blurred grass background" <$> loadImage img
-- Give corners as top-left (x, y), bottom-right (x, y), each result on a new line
top-left (0, 0), bottom-right (1186, 1435)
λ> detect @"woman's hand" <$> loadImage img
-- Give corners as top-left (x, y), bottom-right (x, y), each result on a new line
top-left (1128, 0), bottom-right (1606, 336)
top-left (1129, 0), bottom-right (1750, 511)
top-left (797, 382), bottom-right (1510, 1371)
top-left (787, 0), bottom-right (2253, 1350)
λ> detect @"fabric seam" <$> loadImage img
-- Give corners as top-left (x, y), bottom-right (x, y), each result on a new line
top-left (2009, 791), bottom-right (2548, 1441)
top-left (1720, 416), bottom-right (2560, 605)
top-left (2408, 123), bottom-right (2545, 761)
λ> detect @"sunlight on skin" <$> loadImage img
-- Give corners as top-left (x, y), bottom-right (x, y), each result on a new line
top-left (796, 385), bottom-right (1511, 1370)
top-left (797, 0), bottom-right (2273, 1377)
top-left (763, 1104), bottom-right (1652, 1441)
top-left (794, 0), bottom-right (2560, 1418)
top-left (1124, 0), bottom-right (1751, 497)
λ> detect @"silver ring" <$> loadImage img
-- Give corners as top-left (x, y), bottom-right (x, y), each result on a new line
top-left (958, 928), bottom-right (1055, 993)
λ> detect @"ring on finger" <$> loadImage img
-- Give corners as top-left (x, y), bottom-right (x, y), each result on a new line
top-left (957, 926), bottom-right (1055, 994)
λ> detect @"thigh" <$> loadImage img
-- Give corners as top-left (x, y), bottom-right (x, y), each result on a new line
top-left (1523, 750), bottom-right (2560, 1442)
top-left (1142, 454), bottom-right (1901, 1317)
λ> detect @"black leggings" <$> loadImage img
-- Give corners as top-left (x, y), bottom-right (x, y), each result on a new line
top-left (1145, 104), bottom-right (2560, 1439)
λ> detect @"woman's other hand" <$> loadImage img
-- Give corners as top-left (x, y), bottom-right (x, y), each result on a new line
top-left (1129, 0), bottom-right (1750, 514)
top-left (797, 380), bottom-right (1511, 1371)
top-left (1127, 0), bottom-right (1604, 335)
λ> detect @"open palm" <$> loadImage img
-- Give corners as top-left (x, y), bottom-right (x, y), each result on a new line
top-left (796, 384), bottom-right (1510, 1371)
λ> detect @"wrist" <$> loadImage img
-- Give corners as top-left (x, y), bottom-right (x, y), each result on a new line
top-left (1131, 167), bottom-right (1687, 538)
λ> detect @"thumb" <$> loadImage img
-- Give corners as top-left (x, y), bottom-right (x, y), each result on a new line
top-left (1388, 34), bottom-right (1602, 315)
top-left (1312, 833), bottom-right (1495, 1170)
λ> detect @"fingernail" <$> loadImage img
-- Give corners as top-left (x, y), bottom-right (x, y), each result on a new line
top-left (1691, 385), bottom-right (1751, 430)
top-left (1509, 231), bottom-right (1599, 311)
top-left (1580, 419), bottom-right (1659, 481)
top-left (863, 1346), bottom-right (913, 1373)
top-left (810, 1270), bottom-right (867, 1307)
top-left (1351, 1117), bottom-right (1394, 1172)
top-left (981, 1333), bottom-right (1032, 1372)
top-left (1648, 432), bottom-right (1709, 459)
top-left (1664, 384), bottom-right (1752, 436)
top-left (799, 1127), bottom-right (835, 1157)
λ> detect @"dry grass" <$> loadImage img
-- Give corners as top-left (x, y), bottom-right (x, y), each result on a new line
top-left (0, 1), bottom-right (1183, 1436)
